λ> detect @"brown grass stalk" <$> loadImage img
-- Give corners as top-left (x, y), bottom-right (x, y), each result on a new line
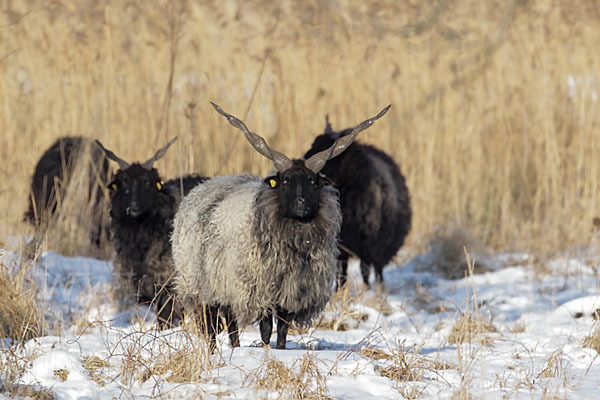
top-left (1, 0), bottom-right (599, 258)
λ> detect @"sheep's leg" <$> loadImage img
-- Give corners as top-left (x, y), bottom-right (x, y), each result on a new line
top-left (259, 309), bottom-right (273, 347)
top-left (197, 305), bottom-right (219, 351)
top-left (275, 307), bottom-right (291, 350)
top-left (360, 261), bottom-right (371, 287)
top-left (374, 265), bottom-right (385, 294)
top-left (156, 293), bottom-right (175, 329)
top-left (336, 259), bottom-right (348, 290)
top-left (209, 306), bottom-right (223, 351)
top-left (155, 285), bottom-right (183, 330)
top-left (225, 307), bottom-right (240, 348)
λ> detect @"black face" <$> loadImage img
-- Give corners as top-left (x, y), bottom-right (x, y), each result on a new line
top-left (264, 160), bottom-right (331, 222)
top-left (109, 164), bottom-right (165, 220)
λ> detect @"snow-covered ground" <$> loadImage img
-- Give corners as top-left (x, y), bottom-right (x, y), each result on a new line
top-left (1, 249), bottom-right (599, 399)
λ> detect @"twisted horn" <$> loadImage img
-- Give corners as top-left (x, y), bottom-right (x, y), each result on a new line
top-left (211, 102), bottom-right (293, 172)
top-left (304, 105), bottom-right (391, 173)
top-left (94, 139), bottom-right (130, 170)
top-left (141, 137), bottom-right (178, 170)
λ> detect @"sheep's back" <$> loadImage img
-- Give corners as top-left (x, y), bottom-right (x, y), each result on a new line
top-left (173, 175), bottom-right (341, 326)
top-left (172, 175), bottom-right (264, 321)
top-left (317, 143), bottom-right (411, 266)
top-left (360, 146), bottom-right (411, 263)
top-left (26, 137), bottom-right (109, 225)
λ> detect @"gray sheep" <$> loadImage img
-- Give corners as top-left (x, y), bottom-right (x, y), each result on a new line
top-left (172, 103), bottom-right (390, 349)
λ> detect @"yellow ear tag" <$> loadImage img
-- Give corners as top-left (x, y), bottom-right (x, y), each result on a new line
top-left (110, 183), bottom-right (118, 191)
top-left (269, 179), bottom-right (277, 188)
top-left (156, 181), bottom-right (163, 190)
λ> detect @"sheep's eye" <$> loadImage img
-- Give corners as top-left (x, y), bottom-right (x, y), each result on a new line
top-left (268, 179), bottom-right (278, 188)
top-left (282, 178), bottom-right (289, 185)
top-left (309, 177), bottom-right (316, 185)
top-left (110, 182), bottom-right (118, 191)
top-left (156, 181), bottom-right (163, 191)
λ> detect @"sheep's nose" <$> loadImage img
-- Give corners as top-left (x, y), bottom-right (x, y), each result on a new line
top-left (293, 197), bottom-right (313, 218)
top-left (127, 202), bottom-right (143, 217)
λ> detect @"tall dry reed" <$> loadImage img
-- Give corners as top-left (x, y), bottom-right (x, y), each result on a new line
top-left (1, 0), bottom-right (599, 256)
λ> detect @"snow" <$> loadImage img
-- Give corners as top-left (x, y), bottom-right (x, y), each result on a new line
top-left (1, 249), bottom-right (600, 399)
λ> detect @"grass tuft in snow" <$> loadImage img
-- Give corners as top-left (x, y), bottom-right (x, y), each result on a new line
top-left (117, 324), bottom-right (214, 386)
top-left (0, 255), bottom-right (44, 342)
top-left (447, 248), bottom-right (497, 345)
top-left (313, 284), bottom-right (369, 332)
top-left (244, 350), bottom-right (331, 399)
top-left (0, 345), bottom-right (55, 399)
top-left (583, 325), bottom-right (600, 354)
top-left (82, 355), bottom-right (109, 387)
top-left (447, 312), bottom-right (497, 345)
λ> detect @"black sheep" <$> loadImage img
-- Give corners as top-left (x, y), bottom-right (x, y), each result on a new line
top-left (95, 137), bottom-right (206, 328)
top-left (25, 136), bottom-right (110, 247)
top-left (303, 116), bottom-right (412, 289)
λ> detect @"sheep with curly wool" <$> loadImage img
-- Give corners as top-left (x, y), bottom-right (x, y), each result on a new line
top-left (304, 116), bottom-right (412, 289)
top-left (95, 137), bottom-right (205, 328)
top-left (172, 103), bottom-right (390, 349)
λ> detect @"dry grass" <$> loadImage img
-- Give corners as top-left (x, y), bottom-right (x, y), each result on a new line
top-left (363, 342), bottom-right (455, 383)
top-left (82, 355), bottom-right (110, 387)
top-left (447, 312), bottom-right (498, 345)
top-left (0, 345), bottom-right (55, 399)
top-left (0, 0), bottom-right (598, 257)
top-left (446, 248), bottom-right (498, 346)
top-left (313, 284), bottom-right (369, 332)
top-left (245, 351), bottom-right (330, 399)
top-left (52, 369), bottom-right (69, 382)
top-left (537, 350), bottom-right (567, 380)
top-left (0, 384), bottom-right (56, 400)
top-left (0, 254), bottom-right (45, 342)
top-left (28, 146), bottom-right (112, 260)
top-left (583, 325), bottom-right (600, 354)
top-left (359, 346), bottom-right (394, 361)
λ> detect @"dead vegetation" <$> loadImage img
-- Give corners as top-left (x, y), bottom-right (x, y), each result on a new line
top-left (583, 325), bottom-right (600, 354)
top-left (447, 312), bottom-right (498, 345)
top-left (445, 249), bottom-right (498, 345)
top-left (0, 345), bottom-right (55, 399)
top-left (0, 0), bottom-right (598, 397)
top-left (0, 255), bottom-right (44, 342)
top-left (357, 341), bottom-right (455, 400)
top-left (244, 351), bottom-right (331, 399)
top-left (313, 284), bottom-right (369, 332)
top-left (83, 355), bottom-right (110, 387)
top-left (1, 0), bottom-right (599, 257)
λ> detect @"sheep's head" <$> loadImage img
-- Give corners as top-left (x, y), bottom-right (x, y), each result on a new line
top-left (263, 160), bottom-right (332, 221)
top-left (211, 102), bottom-right (390, 221)
top-left (94, 138), bottom-right (177, 220)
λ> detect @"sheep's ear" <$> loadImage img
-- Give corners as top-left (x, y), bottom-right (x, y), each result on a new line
top-left (319, 174), bottom-right (333, 187)
top-left (109, 181), bottom-right (118, 191)
top-left (264, 176), bottom-right (279, 189)
top-left (324, 114), bottom-right (334, 135)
